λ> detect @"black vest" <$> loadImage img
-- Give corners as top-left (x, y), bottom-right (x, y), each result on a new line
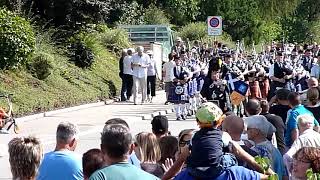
top-left (273, 62), bottom-right (284, 79)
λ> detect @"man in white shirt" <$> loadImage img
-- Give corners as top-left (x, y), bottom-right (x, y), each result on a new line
top-left (283, 114), bottom-right (320, 177)
top-left (311, 58), bottom-right (320, 79)
top-left (131, 46), bottom-right (150, 105)
top-left (121, 48), bottom-right (134, 101)
top-left (162, 53), bottom-right (176, 104)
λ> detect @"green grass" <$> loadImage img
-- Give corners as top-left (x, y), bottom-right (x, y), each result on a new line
top-left (0, 32), bottom-right (121, 116)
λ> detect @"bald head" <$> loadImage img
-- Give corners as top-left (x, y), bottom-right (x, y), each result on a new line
top-left (245, 99), bottom-right (261, 116)
top-left (308, 77), bottom-right (319, 88)
top-left (222, 115), bottom-right (244, 141)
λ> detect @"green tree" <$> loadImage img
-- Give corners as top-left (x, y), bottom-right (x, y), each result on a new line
top-left (161, 0), bottom-right (200, 26)
top-left (143, 4), bottom-right (170, 25)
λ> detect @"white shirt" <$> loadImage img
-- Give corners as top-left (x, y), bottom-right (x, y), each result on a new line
top-left (311, 64), bottom-right (320, 79)
top-left (147, 58), bottom-right (157, 76)
top-left (268, 64), bottom-right (275, 78)
top-left (285, 129), bottom-right (320, 158)
top-left (283, 129), bottom-right (320, 175)
top-left (131, 53), bottom-right (150, 78)
top-left (162, 61), bottom-right (176, 82)
top-left (123, 55), bottom-right (133, 75)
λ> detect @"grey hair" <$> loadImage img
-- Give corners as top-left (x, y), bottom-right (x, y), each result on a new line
top-left (298, 114), bottom-right (314, 128)
top-left (56, 122), bottom-right (79, 143)
top-left (137, 46), bottom-right (144, 53)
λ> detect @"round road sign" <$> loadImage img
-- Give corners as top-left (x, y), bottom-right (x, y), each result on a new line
top-left (209, 17), bottom-right (220, 28)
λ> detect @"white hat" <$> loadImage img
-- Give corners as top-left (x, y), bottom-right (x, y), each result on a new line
top-left (146, 50), bottom-right (153, 55)
top-left (176, 37), bottom-right (182, 42)
top-left (244, 115), bottom-right (276, 136)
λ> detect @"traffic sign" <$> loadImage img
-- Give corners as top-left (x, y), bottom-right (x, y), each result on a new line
top-left (207, 16), bottom-right (222, 36)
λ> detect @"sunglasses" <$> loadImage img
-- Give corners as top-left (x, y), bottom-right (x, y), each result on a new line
top-left (179, 140), bottom-right (190, 147)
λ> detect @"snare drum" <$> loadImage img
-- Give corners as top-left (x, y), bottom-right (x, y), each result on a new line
top-left (168, 83), bottom-right (188, 103)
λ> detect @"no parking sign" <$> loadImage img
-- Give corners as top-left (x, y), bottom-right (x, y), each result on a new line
top-left (207, 16), bottom-right (222, 36)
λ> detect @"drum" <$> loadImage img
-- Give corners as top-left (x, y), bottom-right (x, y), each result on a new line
top-left (168, 83), bottom-right (188, 103)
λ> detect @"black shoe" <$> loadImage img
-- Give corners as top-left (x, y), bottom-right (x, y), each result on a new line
top-left (182, 115), bottom-right (186, 120)
top-left (176, 117), bottom-right (182, 121)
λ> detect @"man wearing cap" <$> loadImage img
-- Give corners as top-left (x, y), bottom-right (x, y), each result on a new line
top-left (151, 115), bottom-right (169, 139)
top-left (268, 51), bottom-right (286, 100)
top-left (146, 50), bottom-right (158, 103)
top-left (131, 46), bottom-right (151, 105)
top-left (244, 115), bottom-right (287, 179)
top-left (171, 37), bottom-right (186, 56)
top-left (121, 48), bottom-right (134, 102)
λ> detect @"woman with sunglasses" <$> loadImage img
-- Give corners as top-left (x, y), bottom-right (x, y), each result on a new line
top-left (292, 147), bottom-right (320, 179)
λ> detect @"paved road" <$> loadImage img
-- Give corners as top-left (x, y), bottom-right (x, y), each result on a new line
top-left (0, 91), bottom-right (198, 179)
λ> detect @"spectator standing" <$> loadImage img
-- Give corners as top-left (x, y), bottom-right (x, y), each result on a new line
top-left (260, 100), bottom-right (286, 155)
top-left (291, 147), bottom-right (320, 180)
top-left (159, 136), bottom-right (179, 165)
top-left (82, 149), bottom-right (105, 180)
top-left (8, 136), bottom-right (42, 180)
top-left (285, 92), bottom-right (319, 148)
top-left (89, 124), bottom-right (158, 180)
top-left (146, 50), bottom-right (158, 103)
top-left (131, 46), bottom-right (151, 105)
top-left (269, 88), bottom-right (291, 124)
top-left (222, 115), bottom-right (258, 167)
top-left (245, 99), bottom-right (286, 154)
top-left (121, 48), bottom-right (134, 102)
top-left (162, 53), bottom-right (176, 104)
top-left (284, 114), bottom-right (320, 176)
top-left (244, 115), bottom-right (287, 179)
top-left (305, 87), bottom-right (320, 123)
top-left (134, 132), bottom-right (164, 178)
top-left (151, 115), bottom-right (169, 139)
top-left (37, 122), bottom-right (83, 180)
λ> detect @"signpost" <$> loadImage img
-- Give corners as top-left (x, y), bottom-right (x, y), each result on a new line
top-left (207, 16), bottom-right (222, 36)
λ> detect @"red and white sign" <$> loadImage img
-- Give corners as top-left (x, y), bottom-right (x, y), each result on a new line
top-left (207, 16), bottom-right (222, 36)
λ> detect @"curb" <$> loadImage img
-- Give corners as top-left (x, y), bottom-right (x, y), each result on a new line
top-left (142, 108), bottom-right (174, 120)
top-left (16, 99), bottom-right (115, 123)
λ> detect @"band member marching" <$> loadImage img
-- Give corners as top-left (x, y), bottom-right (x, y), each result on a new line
top-left (169, 56), bottom-right (192, 120)
top-left (268, 51), bottom-right (287, 100)
top-left (201, 68), bottom-right (231, 113)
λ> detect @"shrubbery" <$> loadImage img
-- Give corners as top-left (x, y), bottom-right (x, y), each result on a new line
top-left (178, 22), bottom-right (207, 41)
top-left (0, 8), bottom-right (35, 69)
top-left (27, 52), bottom-right (53, 80)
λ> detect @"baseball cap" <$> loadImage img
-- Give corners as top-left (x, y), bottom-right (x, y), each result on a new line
top-left (176, 37), bottom-right (182, 42)
top-left (195, 103), bottom-right (224, 126)
top-left (151, 115), bottom-right (168, 134)
top-left (244, 115), bottom-right (276, 136)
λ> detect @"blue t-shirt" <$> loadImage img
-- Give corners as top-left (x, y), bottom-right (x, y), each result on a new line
top-left (174, 166), bottom-right (260, 180)
top-left (37, 150), bottom-right (83, 180)
top-left (89, 162), bottom-right (159, 180)
top-left (285, 105), bottom-right (319, 147)
top-left (128, 152), bottom-right (141, 168)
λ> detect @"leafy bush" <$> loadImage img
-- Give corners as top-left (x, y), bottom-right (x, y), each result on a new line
top-left (70, 41), bottom-right (95, 68)
top-left (178, 22), bottom-right (207, 41)
top-left (144, 4), bottom-right (170, 25)
top-left (27, 52), bottom-right (53, 80)
top-left (0, 8), bottom-right (35, 69)
top-left (98, 27), bottom-right (131, 54)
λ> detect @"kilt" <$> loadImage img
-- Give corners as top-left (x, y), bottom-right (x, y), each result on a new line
top-left (196, 76), bottom-right (204, 92)
top-left (259, 79), bottom-right (269, 99)
top-left (249, 81), bottom-right (262, 99)
top-left (168, 83), bottom-right (188, 104)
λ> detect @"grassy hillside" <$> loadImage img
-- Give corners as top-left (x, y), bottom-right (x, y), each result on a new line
top-left (0, 33), bottom-right (121, 116)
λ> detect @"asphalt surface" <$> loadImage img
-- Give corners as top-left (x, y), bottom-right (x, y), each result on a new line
top-left (0, 90), bottom-right (198, 179)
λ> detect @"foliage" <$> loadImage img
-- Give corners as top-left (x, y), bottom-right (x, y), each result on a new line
top-left (161, 0), bottom-right (200, 26)
top-left (306, 168), bottom-right (320, 180)
top-left (0, 8), bottom-right (35, 69)
top-left (143, 4), bottom-right (170, 25)
top-left (97, 26), bottom-right (132, 54)
top-left (115, 1), bottom-right (144, 25)
top-left (260, 21), bottom-right (282, 44)
top-left (254, 156), bottom-right (279, 180)
top-left (0, 30), bottom-right (121, 115)
top-left (27, 52), bottom-right (53, 80)
top-left (178, 22), bottom-right (207, 41)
